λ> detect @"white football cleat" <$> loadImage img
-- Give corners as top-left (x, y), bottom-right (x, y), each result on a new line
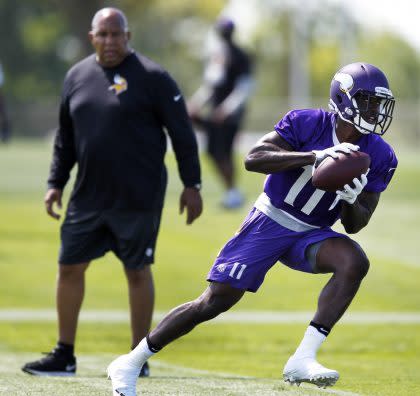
top-left (283, 356), bottom-right (339, 388)
top-left (107, 354), bottom-right (141, 396)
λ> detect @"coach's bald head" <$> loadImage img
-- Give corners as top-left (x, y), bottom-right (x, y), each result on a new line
top-left (89, 8), bottom-right (131, 68)
top-left (91, 8), bottom-right (128, 33)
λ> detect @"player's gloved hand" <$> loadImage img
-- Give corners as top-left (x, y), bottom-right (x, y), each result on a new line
top-left (328, 170), bottom-right (369, 210)
top-left (312, 143), bottom-right (360, 169)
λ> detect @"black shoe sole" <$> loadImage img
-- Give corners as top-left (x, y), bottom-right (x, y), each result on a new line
top-left (22, 367), bottom-right (76, 377)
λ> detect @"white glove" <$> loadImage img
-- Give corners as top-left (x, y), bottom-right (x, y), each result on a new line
top-left (312, 143), bottom-right (360, 168)
top-left (329, 170), bottom-right (369, 210)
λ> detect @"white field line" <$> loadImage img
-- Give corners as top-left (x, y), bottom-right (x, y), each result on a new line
top-left (0, 309), bottom-right (419, 324)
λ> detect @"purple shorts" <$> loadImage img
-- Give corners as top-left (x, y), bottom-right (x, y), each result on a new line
top-left (207, 208), bottom-right (348, 292)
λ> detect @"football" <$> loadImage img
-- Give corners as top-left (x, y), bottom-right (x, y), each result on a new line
top-left (312, 151), bottom-right (371, 192)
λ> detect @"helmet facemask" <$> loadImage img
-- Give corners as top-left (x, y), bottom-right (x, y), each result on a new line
top-left (351, 90), bottom-right (395, 135)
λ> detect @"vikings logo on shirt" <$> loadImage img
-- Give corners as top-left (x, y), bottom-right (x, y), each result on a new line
top-left (216, 263), bottom-right (227, 273)
top-left (108, 74), bottom-right (127, 95)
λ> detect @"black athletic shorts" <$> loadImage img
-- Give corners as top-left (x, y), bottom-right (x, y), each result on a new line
top-left (59, 209), bottom-right (163, 269)
top-left (192, 108), bottom-right (245, 161)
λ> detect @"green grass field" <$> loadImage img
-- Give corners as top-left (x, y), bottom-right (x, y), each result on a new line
top-left (0, 139), bottom-right (419, 395)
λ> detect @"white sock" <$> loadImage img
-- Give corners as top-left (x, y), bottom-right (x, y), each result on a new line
top-left (125, 338), bottom-right (156, 368)
top-left (292, 325), bottom-right (326, 360)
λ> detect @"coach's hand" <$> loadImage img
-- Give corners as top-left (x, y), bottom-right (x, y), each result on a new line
top-left (44, 188), bottom-right (63, 220)
top-left (180, 187), bottom-right (203, 225)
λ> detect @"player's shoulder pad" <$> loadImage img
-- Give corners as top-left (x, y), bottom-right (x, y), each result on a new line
top-left (278, 108), bottom-right (329, 135)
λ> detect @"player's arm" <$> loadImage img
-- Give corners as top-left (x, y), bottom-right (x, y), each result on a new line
top-left (245, 131), bottom-right (316, 174)
top-left (187, 85), bottom-right (212, 117)
top-left (340, 190), bottom-right (380, 234)
top-left (215, 75), bottom-right (254, 119)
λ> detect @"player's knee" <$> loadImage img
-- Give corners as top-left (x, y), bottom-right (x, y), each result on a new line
top-left (192, 292), bottom-right (233, 321)
top-left (341, 253), bottom-right (370, 281)
top-left (197, 296), bottom-right (225, 319)
top-left (320, 239), bottom-right (370, 280)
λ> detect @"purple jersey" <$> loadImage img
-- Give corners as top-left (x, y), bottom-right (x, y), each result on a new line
top-left (207, 108), bottom-right (398, 292)
top-left (264, 109), bottom-right (398, 227)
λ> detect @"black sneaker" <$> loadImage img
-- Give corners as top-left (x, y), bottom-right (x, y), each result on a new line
top-left (22, 348), bottom-right (77, 376)
top-left (139, 361), bottom-right (150, 377)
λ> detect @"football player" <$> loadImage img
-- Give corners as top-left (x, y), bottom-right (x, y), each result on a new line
top-left (108, 62), bottom-right (397, 394)
top-left (188, 17), bottom-right (254, 209)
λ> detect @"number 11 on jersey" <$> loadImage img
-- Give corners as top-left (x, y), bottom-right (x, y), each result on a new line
top-left (284, 165), bottom-right (326, 215)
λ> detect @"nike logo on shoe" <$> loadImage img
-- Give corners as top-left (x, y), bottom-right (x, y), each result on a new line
top-left (65, 364), bottom-right (76, 371)
top-left (173, 94), bottom-right (182, 101)
top-left (115, 390), bottom-right (126, 396)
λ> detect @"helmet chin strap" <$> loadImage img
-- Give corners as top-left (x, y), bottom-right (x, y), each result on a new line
top-left (353, 115), bottom-right (374, 134)
top-left (335, 107), bottom-right (372, 135)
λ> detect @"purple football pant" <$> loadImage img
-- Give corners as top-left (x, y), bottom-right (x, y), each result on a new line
top-left (207, 208), bottom-right (349, 292)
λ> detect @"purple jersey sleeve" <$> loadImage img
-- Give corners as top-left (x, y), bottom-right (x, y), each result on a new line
top-left (358, 135), bottom-right (398, 193)
top-left (274, 109), bottom-right (329, 150)
top-left (274, 111), bottom-right (300, 149)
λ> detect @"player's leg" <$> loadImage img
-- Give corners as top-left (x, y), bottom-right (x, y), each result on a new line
top-left (221, 115), bottom-right (244, 208)
top-left (312, 237), bottom-right (369, 327)
top-left (208, 120), bottom-right (244, 209)
top-left (149, 281), bottom-right (245, 348)
top-left (22, 211), bottom-right (108, 376)
top-left (107, 282), bottom-right (245, 395)
top-left (145, 210), bottom-right (273, 349)
top-left (206, 122), bottom-right (229, 185)
top-left (107, 208), bottom-right (286, 395)
top-left (283, 235), bottom-right (369, 387)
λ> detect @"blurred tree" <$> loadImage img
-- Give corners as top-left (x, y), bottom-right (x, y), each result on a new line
top-left (0, 0), bottom-right (418, 137)
top-left (51, 0), bottom-right (103, 57)
top-left (0, 0), bottom-right (68, 101)
top-left (359, 32), bottom-right (420, 99)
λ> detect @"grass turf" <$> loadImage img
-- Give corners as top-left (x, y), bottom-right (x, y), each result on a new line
top-left (0, 139), bottom-right (419, 395)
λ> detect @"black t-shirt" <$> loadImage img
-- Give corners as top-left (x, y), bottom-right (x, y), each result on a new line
top-left (48, 52), bottom-right (201, 211)
top-left (211, 41), bottom-right (252, 107)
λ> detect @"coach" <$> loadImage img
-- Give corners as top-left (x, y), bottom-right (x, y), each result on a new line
top-left (22, 7), bottom-right (202, 378)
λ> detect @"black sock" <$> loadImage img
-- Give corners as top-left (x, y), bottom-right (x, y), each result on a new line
top-left (146, 334), bottom-right (162, 353)
top-left (56, 341), bottom-right (74, 356)
top-left (309, 321), bottom-right (331, 337)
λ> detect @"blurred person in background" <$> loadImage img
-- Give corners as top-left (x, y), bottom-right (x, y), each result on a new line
top-left (0, 62), bottom-right (11, 143)
top-left (22, 7), bottom-right (202, 378)
top-left (188, 17), bottom-right (254, 209)
top-left (107, 62), bottom-right (397, 394)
